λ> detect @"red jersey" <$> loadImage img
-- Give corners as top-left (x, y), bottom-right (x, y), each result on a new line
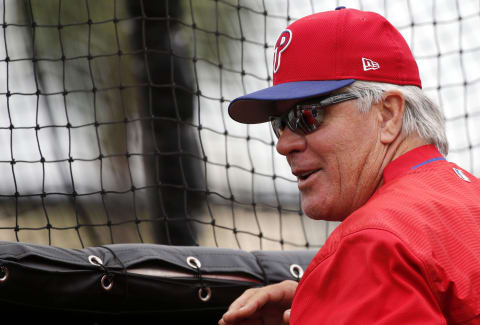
top-left (290, 145), bottom-right (480, 324)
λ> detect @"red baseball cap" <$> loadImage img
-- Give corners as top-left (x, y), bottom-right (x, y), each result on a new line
top-left (228, 7), bottom-right (421, 124)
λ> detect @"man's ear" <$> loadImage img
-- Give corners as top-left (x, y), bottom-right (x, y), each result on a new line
top-left (378, 90), bottom-right (405, 145)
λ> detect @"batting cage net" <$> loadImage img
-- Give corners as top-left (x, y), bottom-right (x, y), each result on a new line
top-left (0, 0), bottom-right (479, 322)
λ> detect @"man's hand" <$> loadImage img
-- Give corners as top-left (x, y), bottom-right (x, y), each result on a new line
top-left (218, 280), bottom-right (298, 325)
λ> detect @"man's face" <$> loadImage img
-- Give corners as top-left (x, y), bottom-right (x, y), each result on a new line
top-left (276, 98), bottom-right (385, 221)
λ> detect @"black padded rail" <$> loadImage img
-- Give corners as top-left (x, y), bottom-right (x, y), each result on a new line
top-left (0, 241), bottom-right (315, 324)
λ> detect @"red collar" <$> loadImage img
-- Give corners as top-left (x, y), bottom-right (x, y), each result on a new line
top-left (382, 145), bottom-right (445, 184)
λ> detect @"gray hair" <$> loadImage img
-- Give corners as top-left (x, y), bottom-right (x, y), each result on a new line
top-left (342, 81), bottom-right (448, 156)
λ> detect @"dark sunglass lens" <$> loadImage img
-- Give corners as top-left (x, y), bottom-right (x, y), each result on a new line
top-left (298, 107), bottom-right (324, 132)
top-left (271, 118), bottom-right (284, 138)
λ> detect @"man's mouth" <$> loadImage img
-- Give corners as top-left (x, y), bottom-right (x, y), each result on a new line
top-left (296, 169), bottom-right (321, 181)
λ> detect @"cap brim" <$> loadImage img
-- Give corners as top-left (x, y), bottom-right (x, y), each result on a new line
top-left (228, 79), bottom-right (356, 123)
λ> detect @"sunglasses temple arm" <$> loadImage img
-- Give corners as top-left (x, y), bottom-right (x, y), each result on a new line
top-left (320, 93), bottom-right (358, 106)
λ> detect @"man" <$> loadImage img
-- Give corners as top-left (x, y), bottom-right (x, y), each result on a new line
top-left (219, 7), bottom-right (480, 325)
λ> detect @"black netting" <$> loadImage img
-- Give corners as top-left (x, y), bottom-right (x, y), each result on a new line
top-left (0, 0), bottom-right (478, 249)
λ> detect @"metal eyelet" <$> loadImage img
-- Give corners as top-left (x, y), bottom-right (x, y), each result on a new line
top-left (0, 266), bottom-right (8, 282)
top-left (88, 255), bottom-right (103, 266)
top-left (187, 257), bottom-right (210, 302)
top-left (101, 274), bottom-right (114, 291)
top-left (88, 255), bottom-right (113, 291)
top-left (198, 286), bottom-right (212, 302)
top-left (289, 264), bottom-right (304, 280)
top-left (186, 256), bottom-right (201, 269)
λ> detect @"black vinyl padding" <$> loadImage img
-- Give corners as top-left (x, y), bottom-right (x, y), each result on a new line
top-left (0, 241), bottom-right (315, 323)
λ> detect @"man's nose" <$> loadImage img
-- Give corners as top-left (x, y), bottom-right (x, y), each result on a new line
top-left (276, 127), bottom-right (307, 156)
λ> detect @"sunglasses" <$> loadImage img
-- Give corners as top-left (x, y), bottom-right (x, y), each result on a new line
top-left (270, 93), bottom-right (359, 138)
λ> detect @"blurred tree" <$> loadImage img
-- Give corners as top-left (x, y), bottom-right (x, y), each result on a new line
top-left (127, 0), bottom-right (204, 245)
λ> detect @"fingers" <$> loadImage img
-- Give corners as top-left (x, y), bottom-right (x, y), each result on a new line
top-left (226, 288), bottom-right (259, 313)
top-left (219, 281), bottom-right (298, 324)
top-left (221, 288), bottom-right (264, 323)
top-left (219, 318), bottom-right (262, 325)
top-left (282, 309), bottom-right (291, 325)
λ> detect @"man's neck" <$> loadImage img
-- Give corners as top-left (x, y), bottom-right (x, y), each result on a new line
top-left (390, 134), bottom-right (430, 162)
top-left (374, 133), bottom-right (429, 191)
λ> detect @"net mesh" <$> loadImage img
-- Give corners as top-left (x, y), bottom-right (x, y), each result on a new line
top-left (0, 0), bottom-right (478, 250)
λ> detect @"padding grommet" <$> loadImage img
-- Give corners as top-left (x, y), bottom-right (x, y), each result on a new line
top-left (88, 255), bottom-right (113, 291)
top-left (186, 256), bottom-right (201, 269)
top-left (198, 286), bottom-right (212, 302)
top-left (0, 266), bottom-right (8, 282)
top-left (289, 264), bottom-right (304, 280)
top-left (88, 255), bottom-right (103, 266)
top-left (101, 274), bottom-right (114, 291)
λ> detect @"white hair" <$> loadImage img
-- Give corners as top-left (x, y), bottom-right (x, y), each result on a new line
top-left (342, 81), bottom-right (448, 156)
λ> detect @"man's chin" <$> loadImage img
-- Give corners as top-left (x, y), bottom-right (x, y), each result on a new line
top-left (306, 214), bottom-right (344, 222)
top-left (302, 204), bottom-right (330, 221)
top-left (301, 201), bottom-right (346, 222)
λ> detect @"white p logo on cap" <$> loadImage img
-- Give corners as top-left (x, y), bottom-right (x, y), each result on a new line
top-left (273, 29), bottom-right (292, 74)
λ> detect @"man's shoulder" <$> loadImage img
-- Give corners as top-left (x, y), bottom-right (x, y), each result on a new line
top-left (309, 162), bottom-right (480, 323)
top-left (347, 160), bottom-right (479, 237)
top-left (318, 160), bottom-right (480, 264)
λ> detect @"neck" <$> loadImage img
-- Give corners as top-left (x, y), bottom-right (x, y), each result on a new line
top-left (375, 133), bottom-right (429, 190)
top-left (389, 133), bottom-right (429, 162)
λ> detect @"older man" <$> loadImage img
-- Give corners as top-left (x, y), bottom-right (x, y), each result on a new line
top-left (219, 7), bottom-right (480, 325)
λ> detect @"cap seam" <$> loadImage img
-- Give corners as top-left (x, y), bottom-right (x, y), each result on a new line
top-left (334, 10), bottom-right (340, 78)
top-left (389, 23), bottom-right (406, 84)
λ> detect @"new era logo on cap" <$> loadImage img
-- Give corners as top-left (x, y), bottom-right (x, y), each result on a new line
top-left (362, 57), bottom-right (380, 71)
